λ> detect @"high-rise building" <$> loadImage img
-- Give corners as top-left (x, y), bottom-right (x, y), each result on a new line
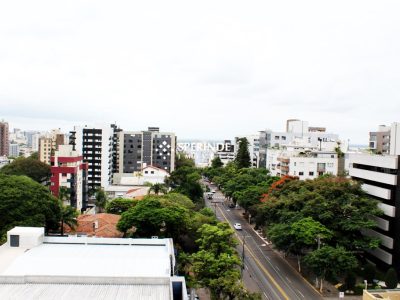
top-left (349, 153), bottom-right (400, 269)
top-left (8, 143), bottom-right (19, 157)
top-left (69, 124), bottom-right (120, 191)
top-left (24, 131), bottom-right (40, 152)
top-left (39, 129), bottom-right (65, 164)
top-left (0, 121), bottom-right (9, 157)
top-left (117, 127), bottom-right (176, 174)
top-left (349, 122), bottom-right (400, 269)
top-left (50, 145), bottom-right (88, 211)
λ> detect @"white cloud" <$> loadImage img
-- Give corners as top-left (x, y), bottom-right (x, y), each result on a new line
top-left (0, 0), bottom-right (399, 143)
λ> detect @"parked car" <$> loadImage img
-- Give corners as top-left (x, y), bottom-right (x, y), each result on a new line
top-left (233, 223), bottom-right (242, 230)
top-left (228, 203), bottom-right (235, 208)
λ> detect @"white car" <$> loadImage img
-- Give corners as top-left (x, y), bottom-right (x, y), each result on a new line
top-left (233, 223), bottom-right (242, 230)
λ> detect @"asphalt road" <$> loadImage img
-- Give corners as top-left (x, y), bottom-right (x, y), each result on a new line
top-left (205, 184), bottom-right (322, 300)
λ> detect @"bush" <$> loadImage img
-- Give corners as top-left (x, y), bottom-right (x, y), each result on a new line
top-left (353, 283), bottom-right (365, 295)
top-left (385, 268), bottom-right (398, 289)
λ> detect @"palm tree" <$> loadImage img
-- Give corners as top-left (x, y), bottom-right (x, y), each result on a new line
top-left (95, 187), bottom-right (108, 213)
top-left (58, 186), bottom-right (70, 206)
top-left (134, 171), bottom-right (144, 184)
top-left (146, 182), bottom-right (168, 195)
top-left (60, 203), bottom-right (78, 236)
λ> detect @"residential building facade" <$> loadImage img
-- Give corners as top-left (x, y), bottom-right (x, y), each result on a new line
top-left (8, 143), bottom-right (19, 157)
top-left (349, 153), bottom-right (400, 269)
top-left (0, 121), bottom-right (9, 157)
top-left (117, 127), bottom-right (176, 174)
top-left (38, 129), bottom-right (65, 164)
top-left (369, 125), bottom-right (391, 154)
top-left (260, 119), bottom-right (343, 171)
top-left (267, 147), bottom-right (339, 179)
top-left (69, 124), bottom-right (120, 191)
top-left (50, 145), bottom-right (88, 211)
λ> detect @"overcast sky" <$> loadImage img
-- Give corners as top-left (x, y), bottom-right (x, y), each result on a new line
top-left (1, 1), bottom-right (399, 144)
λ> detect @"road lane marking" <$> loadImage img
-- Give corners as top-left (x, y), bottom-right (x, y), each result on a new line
top-left (298, 290), bottom-right (305, 298)
top-left (218, 206), bottom-right (290, 300)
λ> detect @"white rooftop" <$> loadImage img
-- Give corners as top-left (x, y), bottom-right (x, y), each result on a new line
top-left (0, 237), bottom-right (173, 278)
top-left (0, 229), bottom-right (187, 300)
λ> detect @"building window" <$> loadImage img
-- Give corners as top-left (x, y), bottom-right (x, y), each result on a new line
top-left (309, 171), bottom-right (314, 176)
top-left (62, 173), bottom-right (67, 177)
top-left (275, 136), bottom-right (280, 140)
top-left (145, 171), bottom-right (148, 174)
top-left (281, 136), bottom-right (286, 140)
top-left (151, 171), bottom-right (154, 174)
top-left (299, 172), bottom-right (304, 176)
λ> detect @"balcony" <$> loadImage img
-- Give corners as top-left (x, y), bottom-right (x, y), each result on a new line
top-left (350, 167), bottom-right (397, 185)
top-left (362, 183), bottom-right (391, 200)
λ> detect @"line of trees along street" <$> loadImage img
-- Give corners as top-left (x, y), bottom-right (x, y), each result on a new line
top-left (203, 141), bottom-right (384, 293)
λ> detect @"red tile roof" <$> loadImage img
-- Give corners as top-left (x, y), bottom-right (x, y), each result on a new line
top-left (65, 213), bottom-right (123, 238)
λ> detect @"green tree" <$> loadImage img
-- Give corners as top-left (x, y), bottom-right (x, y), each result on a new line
top-left (234, 185), bottom-right (268, 213)
top-left (95, 187), bottom-right (108, 212)
top-left (117, 196), bottom-right (189, 240)
top-left (234, 138), bottom-right (251, 169)
top-left (60, 204), bottom-right (78, 236)
top-left (385, 267), bottom-right (398, 289)
top-left (175, 154), bottom-right (195, 169)
top-left (29, 152), bottom-right (39, 160)
top-left (146, 182), bottom-right (168, 195)
top-left (211, 156), bottom-right (223, 169)
top-left (303, 246), bottom-right (358, 292)
top-left (268, 217), bottom-right (332, 272)
top-left (58, 186), bottom-right (70, 205)
top-left (105, 198), bottom-right (138, 214)
top-left (256, 177), bottom-right (381, 253)
top-left (0, 174), bottom-right (61, 240)
top-left (188, 223), bottom-right (242, 299)
top-left (0, 157), bottom-right (51, 184)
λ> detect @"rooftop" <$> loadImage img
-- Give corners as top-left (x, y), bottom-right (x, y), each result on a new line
top-left (0, 228), bottom-right (186, 300)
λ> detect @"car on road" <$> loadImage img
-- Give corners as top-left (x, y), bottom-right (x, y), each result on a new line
top-left (228, 203), bottom-right (235, 208)
top-left (233, 223), bottom-right (242, 230)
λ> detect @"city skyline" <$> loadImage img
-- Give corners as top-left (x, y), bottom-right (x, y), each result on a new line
top-left (1, 0), bottom-right (399, 144)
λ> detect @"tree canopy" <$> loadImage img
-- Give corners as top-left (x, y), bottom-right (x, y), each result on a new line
top-left (0, 157), bottom-right (51, 184)
top-left (186, 222), bottom-right (260, 299)
top-left (105, 198), bottom-right (138, 214)
top-left (0, 174), bottom-right (61, 241)
top-left (234, 137), bottom-right (251, 169)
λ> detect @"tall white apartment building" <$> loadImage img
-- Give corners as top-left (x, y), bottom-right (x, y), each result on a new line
top-left (69, 124), bottom-right (120, 191)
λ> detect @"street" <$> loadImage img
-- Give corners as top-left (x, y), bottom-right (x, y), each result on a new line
top-left (205, 184), bottom-right (322, 300)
